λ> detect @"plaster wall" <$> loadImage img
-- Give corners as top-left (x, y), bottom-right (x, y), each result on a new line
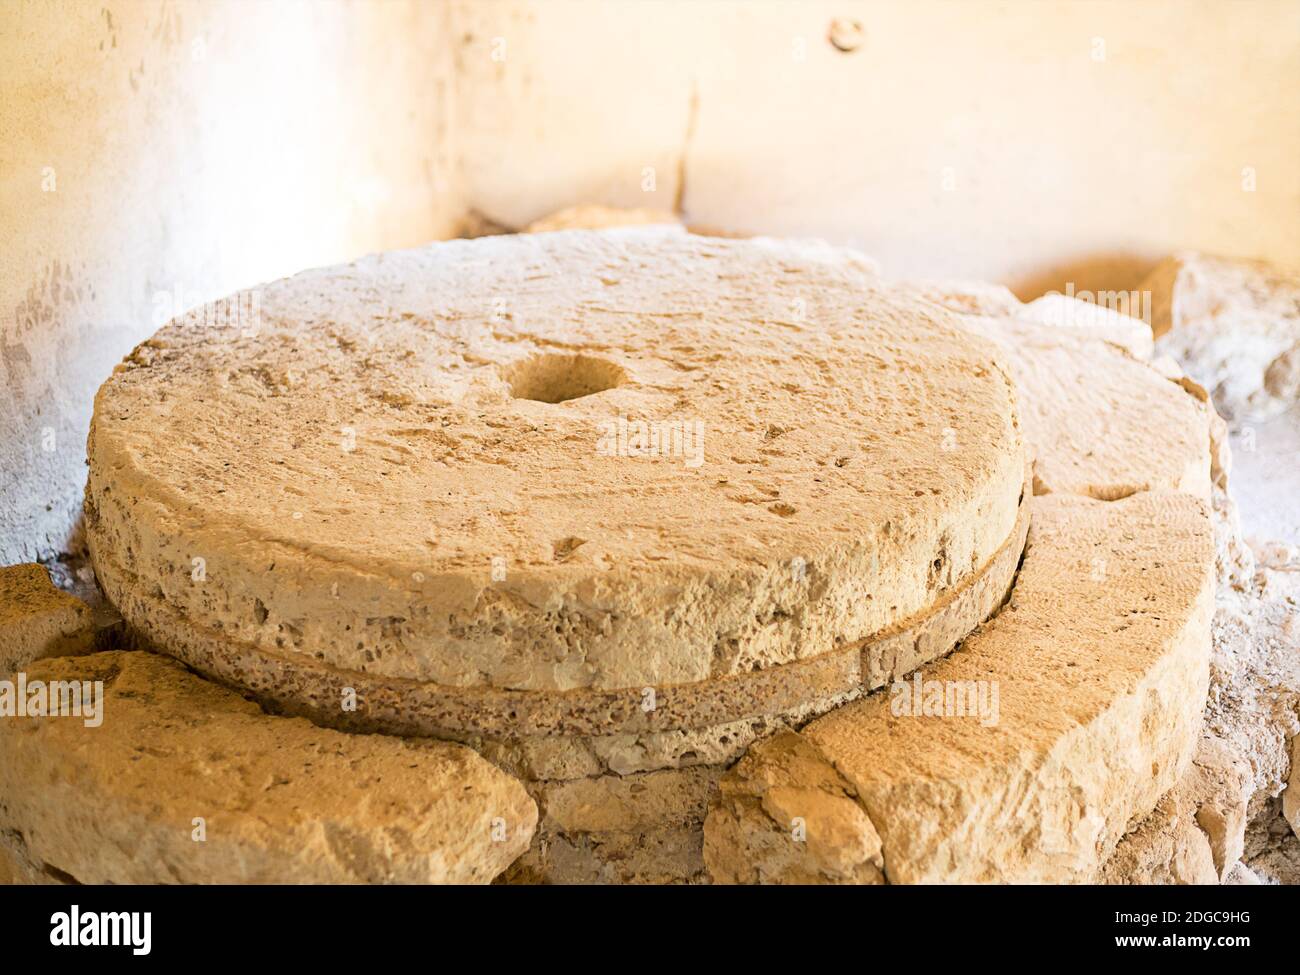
top-left (0, 0), bottom-right (461, 563)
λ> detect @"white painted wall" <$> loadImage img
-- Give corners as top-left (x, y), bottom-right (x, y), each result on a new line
top-left (0, 0), bottom-right (462, 563)
top-left (455, 0), bottom-right (1300, 293)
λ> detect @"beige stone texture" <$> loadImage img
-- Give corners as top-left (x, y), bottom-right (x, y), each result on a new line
top-left (1199, 551), bottom-right (1300, 879)
top-left (462, 688), bottom-right (861, 781)
top-left (1224, 862), bottom-right (1264, 885)
top-left (1284, 733), bottom-right (1300, 839)
top-left (291, 483), bottom-right (1025, 785)
top-left (1103, 734), bottom-right (1251, 885)
top-left (1189, 739), bottom-right (1252, 880)
top-left (1090, 351), bottom-right (1300, 887)
top-left (0, 651), bottom-right (536, 884)
top-left (705, 491), bottom-right (1215, 884)
top-left (108, 485), bottom-right (1024, 748)
top-left (0, 563), bottom-right (95, 676)
top-left (1245, 803), bottom-right (1300, 885)
top-left (87, 230), bottom-right (1024, 701)
top-left (1101, 787), bottom-right (1219, 885)
top-left (956, 314), bottom-right (1210, 501)
top-left (1144, 252), bottom-right (1300, 421)
top-left (705, 730), bottom-right (883, 885)
top-left (1018, 293), bottom-right (1155, 360)
top-left (532, 764), bottom-right (719, 835)
top-left (0, 830), bottom-right (58, 885)
top-left (504, 824), bottom-right (709, 885)
top-left (902, 279), bottom-right (1023, 318)
top-left (505, 764), bottom-right (722, 884)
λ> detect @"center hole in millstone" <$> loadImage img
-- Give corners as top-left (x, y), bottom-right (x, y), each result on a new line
top-left (502, 353), bottom-right (626, 404)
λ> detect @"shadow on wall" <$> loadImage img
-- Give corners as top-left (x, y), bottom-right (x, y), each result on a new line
top-left (1007, 254), bottom-right (1165, 303)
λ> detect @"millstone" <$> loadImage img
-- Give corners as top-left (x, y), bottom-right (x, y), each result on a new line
top-left (0, 651), bottom-right (537, 884)
top-left (704, 491), bottom-right (1216, 885)
top-left (86, 230), bottom-right (1025, 736)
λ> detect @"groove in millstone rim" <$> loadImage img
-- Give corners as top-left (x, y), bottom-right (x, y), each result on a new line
top-left (85, 231), bottom-right (1026, 693)
top-left (102, 486), bottom-right (1029, 739)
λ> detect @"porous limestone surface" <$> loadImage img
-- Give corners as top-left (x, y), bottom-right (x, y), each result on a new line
top-left (1100, 785), bottom-right (1219, 885)
top-left (452, 491), bottom-right (1019, 774)
top-left (505, 764), bottom-right (722, 884)
top-left (704, 491), bottom-right (1215, 884)
top-left (1018, 293), bottom-right (1155, 360)
top-left (902, 278), bottom-right (1024, 318)
top-left (0, 830), bottom-right (56, 885)
top-left (1097, 369), bottom-right (1300, 887)
top-left (0, 563), bottom-right (96, 676)
top-left (1245, 797), bottom-right (1300, 885)
top-left (463, 688), bottom-right (863, 781)
top-left (504, 823), bottom-right (709, 885)
top-left (1194, 542), bottom-right (1300, 882)
top-left (705, 729), bottom-right (884, 885)
top-left (1143, 252), bottom-right (1300, 422)
top-left (87, 229), bottom-right (1024, 696)
top-left (1285, 734), bottom-right (1300, 838)
top-left (0, 650), bottom-right (536, 884)
top-left (955, 314), bottom-right (1210, 501)
top-left (117, 486), bottom-right (1026, 744)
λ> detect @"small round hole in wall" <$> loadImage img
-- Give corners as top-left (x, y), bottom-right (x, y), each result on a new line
top-left (828, 19), bottom-right (865, 53)
top-left (502, 353), bottom-right (626, 404)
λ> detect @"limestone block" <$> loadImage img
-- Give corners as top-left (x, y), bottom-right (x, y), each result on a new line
top-left (506, 765), bottom-right (722, 884)
top-left (1188, 736), bottom-right (1252, 879)
top-left (0, 830), bottom-right (58, 885)
top-left (1142, 252), bottom-right (1300, 421)
top-left (0, 651), bottom-right (536, 884)
top-left (0, 563), bottom-right (96, 676)
top-left (705, 730), bottom-right (883, 885)
top-left (1284, 733), bottom-right (1300, 839)
top-left (86, 230), bottom-right (1024, 719)
top-left (904, 279), bottom-right (1023, 318)
top-left (1103, 734), bottom-right (1250, 885)
top-left (1018, 292), bottom-right (1154, 359)
top-left (704, 492), bottom-right (1215, 884)
top-left (956, 315), bottom-right (1210, 501)
top-left (1101, 789), bottom-right (1218, 886)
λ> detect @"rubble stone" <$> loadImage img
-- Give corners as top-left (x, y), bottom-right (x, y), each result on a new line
top-left (0, 651), bottom-right (536, 884)
top-left (0, 563), bottom-right (96, 676)
top-left (704, 492), bottom-right (1215, 883)
top-left (1142, 253), bottom-right (1300, 421)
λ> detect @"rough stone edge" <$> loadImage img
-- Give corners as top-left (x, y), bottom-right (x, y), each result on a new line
top-left (100, 484), bottom-right (1029, 741)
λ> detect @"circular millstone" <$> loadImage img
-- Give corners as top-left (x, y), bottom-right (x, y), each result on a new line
top-left (87, 229), bottom-right (1025, 724)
